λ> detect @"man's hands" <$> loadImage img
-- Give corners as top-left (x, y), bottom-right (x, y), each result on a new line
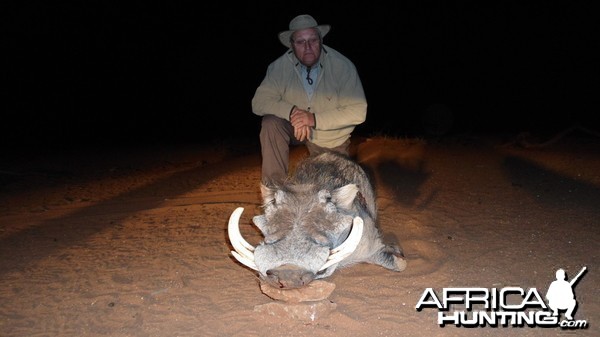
top-left (290, 107), bottom-right (315, 142)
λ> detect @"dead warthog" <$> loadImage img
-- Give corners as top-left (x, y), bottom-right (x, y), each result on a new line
top-left (228, 152), bottom-right (406, 288)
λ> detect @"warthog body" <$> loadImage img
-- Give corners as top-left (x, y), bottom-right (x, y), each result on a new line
top-left (228, 152), bottom-right (406, 288)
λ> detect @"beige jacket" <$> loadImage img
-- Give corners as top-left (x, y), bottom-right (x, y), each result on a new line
top-left (252, 45), bottom-right (367, 148)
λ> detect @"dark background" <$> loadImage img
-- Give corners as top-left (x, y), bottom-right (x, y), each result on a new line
top-left (2, 1), bottom-right (597, 148)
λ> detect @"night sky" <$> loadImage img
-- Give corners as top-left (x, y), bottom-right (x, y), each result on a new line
top-left (2, 2), bottom-right (597, 148)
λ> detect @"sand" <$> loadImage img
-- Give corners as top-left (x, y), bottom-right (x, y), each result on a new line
top-left (1, 134), bottom-right (598, 337)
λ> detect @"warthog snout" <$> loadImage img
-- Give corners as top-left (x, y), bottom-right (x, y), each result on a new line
top-left (265, 264), bottom-right (316, 289)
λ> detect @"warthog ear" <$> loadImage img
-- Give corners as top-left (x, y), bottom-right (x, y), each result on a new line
top-left (260, 184), bottom-right (275, 204)
top-left (331, 184), bottom-right (359, 210)
top-left (260, 184), bottom-right (287, 206)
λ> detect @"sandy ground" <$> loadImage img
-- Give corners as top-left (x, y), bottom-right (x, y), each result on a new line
top-left (0, 133), bottom-right (598, 337)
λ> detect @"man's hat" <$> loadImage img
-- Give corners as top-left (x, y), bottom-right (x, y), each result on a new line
top-left (278, 14), bottom-right (330, 48)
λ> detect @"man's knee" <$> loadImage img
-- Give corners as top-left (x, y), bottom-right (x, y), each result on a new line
top-left (260, 115), bottom-right (295, 148)
top-left (261, 115), bottom-right (286, 133)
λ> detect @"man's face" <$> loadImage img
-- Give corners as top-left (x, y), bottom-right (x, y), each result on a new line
top-left (291, 28), bottom-right (321, 67)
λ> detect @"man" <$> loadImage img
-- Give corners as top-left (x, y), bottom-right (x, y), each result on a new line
top-left (252, 14), bottom-right (368, 184)
top-left (546, 268), bottom-right (578, 320)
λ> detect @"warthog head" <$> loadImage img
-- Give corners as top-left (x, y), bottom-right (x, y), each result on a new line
top-left (228, 183), bottom-right (364, 289)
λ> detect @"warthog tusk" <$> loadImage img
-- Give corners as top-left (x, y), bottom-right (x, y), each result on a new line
top-left (228, 207), bottom-right (258, 271)
top-left (319, 217), bottom-right (364, 271)
top-left (230, 251), bottom-right (258, 271)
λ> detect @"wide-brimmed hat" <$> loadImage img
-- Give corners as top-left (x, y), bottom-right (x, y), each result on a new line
top-left (278, 14), bottom-right (330, 48)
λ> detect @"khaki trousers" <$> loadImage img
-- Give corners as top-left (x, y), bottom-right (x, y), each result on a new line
top-left (259, 115), bottom-right (350, 184)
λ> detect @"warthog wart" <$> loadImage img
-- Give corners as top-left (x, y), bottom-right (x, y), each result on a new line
top-left (228, 152), bottom-right (407, 288)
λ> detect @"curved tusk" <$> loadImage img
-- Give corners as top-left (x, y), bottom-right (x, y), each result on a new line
top-left (318, 217), bottom-right (364, 271)
top-left (228, 207), bottom-right (258, 270)
top-left (231, 250), bottom-right (258, 271)
top-left (228, 207), bottom-right (256, 252)
top-left (331, 217), bottom-right (364, 255)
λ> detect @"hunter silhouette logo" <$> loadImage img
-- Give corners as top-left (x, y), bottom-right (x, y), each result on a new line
top-left (546, 267), bottom-right (587, 321)
top-left (415, 266), bottom-right (588, 329)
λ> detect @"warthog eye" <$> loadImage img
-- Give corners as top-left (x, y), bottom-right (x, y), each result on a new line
top-left (263, 235), bottom-right (281, 244)
top-left (318, 189), bottom-right (332, 204)
top-left (311, 233), bottom-right (331, 246)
